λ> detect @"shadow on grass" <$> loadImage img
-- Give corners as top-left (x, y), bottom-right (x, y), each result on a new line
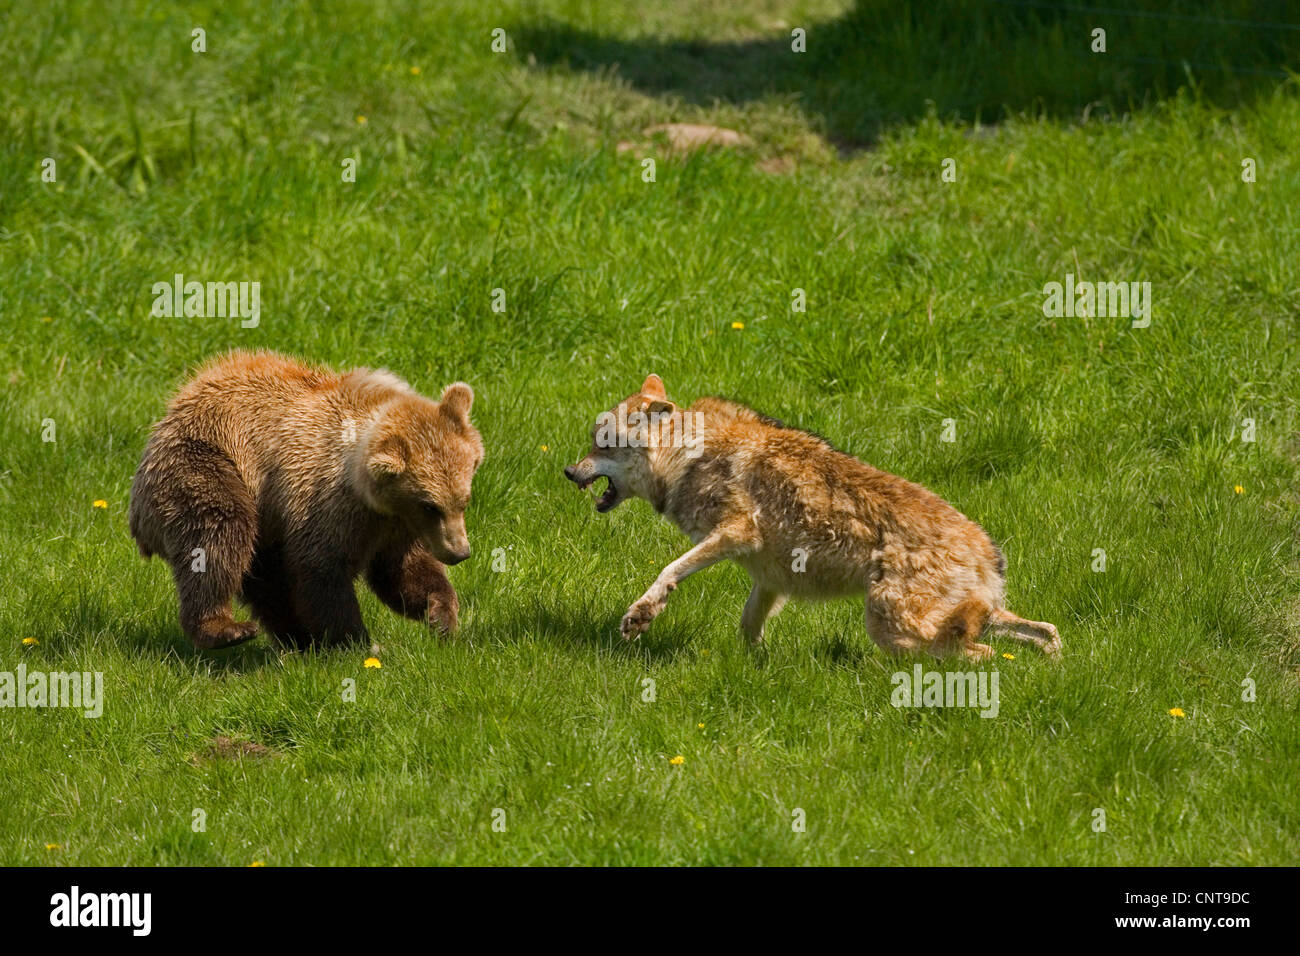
top-left (818, 634), bottom-right (878, 668)
top-left (66, 581), bottom-right (698, 670)
top-left (514, 0), bottom-right (1300, 148)
top-left (53, 589), bottom-right (293, 674)
top-left (150, 627), bottom-right (286, 675)
top-left (480, 597), bottom-right (702, 663)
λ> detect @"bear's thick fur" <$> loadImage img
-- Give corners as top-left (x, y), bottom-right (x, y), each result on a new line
top-left (128, 350), bottom-right (483, 649)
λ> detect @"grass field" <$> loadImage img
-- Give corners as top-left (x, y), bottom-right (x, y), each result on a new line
top-left (2, 0), bottom-right (1299, 865)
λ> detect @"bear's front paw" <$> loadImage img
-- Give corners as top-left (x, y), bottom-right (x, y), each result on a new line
top-left (620, 596), bottom-right (663, 641)
top-left (426, 593), bottom-right (459, 635)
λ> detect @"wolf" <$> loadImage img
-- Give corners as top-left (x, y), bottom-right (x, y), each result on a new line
top-left (129, 351), bottom-right (483, 650)
top-left (564, 375), bottom-right (1060, 662)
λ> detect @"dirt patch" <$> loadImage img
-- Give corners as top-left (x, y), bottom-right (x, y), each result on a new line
top-left (191, 735), bottom-right (280, 765)
top-left (643, 123), bottom-right (752, 152)
top-left (755, 155), bottom-right (796, 175)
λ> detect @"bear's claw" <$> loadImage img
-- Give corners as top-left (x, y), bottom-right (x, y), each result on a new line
top-left (192, 617), bottom-right (259, 650)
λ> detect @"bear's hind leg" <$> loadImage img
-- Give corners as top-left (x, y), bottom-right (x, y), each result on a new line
top-left (156, 442), bottom-right (259, 650)
top-left (366, 539), bottom-right (459, 634)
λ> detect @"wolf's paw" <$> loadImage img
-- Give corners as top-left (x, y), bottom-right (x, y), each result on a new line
top-left (621, 598), bottom-right (662, 640)
top-left (1037, 622), bottom-right (1063, 660)
top-left (192, 617), bottom-right (258, 651)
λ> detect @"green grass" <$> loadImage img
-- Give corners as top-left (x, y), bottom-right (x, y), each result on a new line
top-left (2, 0), bottom-right (1299, 865)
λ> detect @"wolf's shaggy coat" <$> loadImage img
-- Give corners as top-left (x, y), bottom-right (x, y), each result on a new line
top-left (565, 375), bottom-right (1059, 661)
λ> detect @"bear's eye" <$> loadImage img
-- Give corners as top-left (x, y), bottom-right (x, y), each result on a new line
top-left (421, 501), bottom-right (443, 519)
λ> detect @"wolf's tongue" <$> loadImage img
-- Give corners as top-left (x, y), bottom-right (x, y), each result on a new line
top-left (595, 480), bottom-right (617, 512)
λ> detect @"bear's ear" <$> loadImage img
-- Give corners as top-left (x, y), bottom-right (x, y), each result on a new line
top-left (440, 382), bottom-right (474, 425)
top-left (368, 433), bottom-right (407, 477)
top-left (641, 374), bottom-right (666, 400)
top-left (646, 399), bottom-right (675, 416)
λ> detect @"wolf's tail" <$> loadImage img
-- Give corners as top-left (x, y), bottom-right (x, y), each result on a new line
top-left (939, 595), bottom-right (994, 648)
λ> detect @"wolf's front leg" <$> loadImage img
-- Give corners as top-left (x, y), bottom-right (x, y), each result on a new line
top-left (740, 585), bottom-right (787, 644)
top-left (621, 527), bottom-right (754, 640)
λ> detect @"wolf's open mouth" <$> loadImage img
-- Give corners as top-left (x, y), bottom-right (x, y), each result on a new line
top-left (581, 475), bottom-right (618, 512)
top-left (571, 469), bottom-right (619, 512)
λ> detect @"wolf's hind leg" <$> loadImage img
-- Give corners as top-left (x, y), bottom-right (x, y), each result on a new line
top-left (740, 585), bottom-right (787, 644)
top-left (366, 540), bottom-right (459, 634)
top-left (865, 604), bottom-right (929, 657)
top-left (987, 608), bottom-right (1062, 658)
top-left (866, 599), bottom-right (994, 662)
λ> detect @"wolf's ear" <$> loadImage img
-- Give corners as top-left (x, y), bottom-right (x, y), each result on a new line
top-left (368, 433), bottom-right (408, 476)
top-left (641, 374), bottom-right (666, 400)
top-left (440, 382), bottom-right (474, 425)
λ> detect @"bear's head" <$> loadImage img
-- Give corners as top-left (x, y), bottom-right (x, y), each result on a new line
top-left (356, 383), bottom-right (484, 564)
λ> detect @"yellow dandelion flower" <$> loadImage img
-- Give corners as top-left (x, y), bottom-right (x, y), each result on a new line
top-left (669, 755), bottom-right (685, 765)
top-left (45, 843), bottom-right (60, 851)
top-left (1001, 652), bottom-right (1015, 660)
top-left (1233, 485), bottom-right (1244, 494)
top-left (409, 66), bottom-right (421, 75)
top-left (697, 723), bottom-right (705, 729)
top-left (1168, 707), bottom-right (1186, 718)
top-left (22, 637), bottom-right (38, 646)
top-left (540, 444), bottom-right (549, 452)
top-left (93, 499), bottom-right (108, 509)
top-left (41, 316), bottom-right (53, 323)
top-left (249, 860), bottom-right (265, 867)
top-left (730, 321), bottom-right (744, 330)
top-left (356, 115), bottom-right (367, 125)
top-left (364, 657), bottom-right (382, 669)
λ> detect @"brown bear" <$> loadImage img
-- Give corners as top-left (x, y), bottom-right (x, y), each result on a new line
top-left (128, 350), bottom-right (483, 650)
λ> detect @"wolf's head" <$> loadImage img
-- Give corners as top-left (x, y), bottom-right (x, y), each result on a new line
top-left (354, 383), bottom-right (484, 564)
top-left (565, 373), bottom-right (689, 513)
